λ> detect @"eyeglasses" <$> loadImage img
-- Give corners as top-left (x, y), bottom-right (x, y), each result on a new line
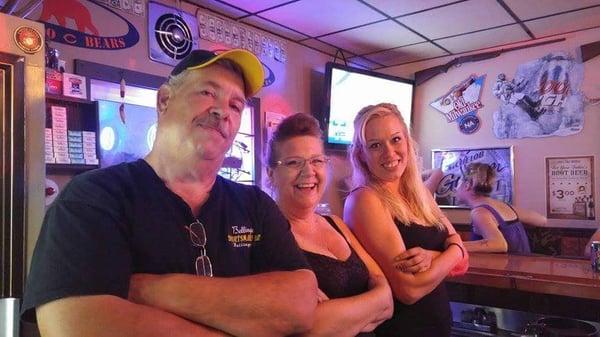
top-left (275, 155), bottom-right (330, 170)
top-left (186, 220), bottom-right (213, 277)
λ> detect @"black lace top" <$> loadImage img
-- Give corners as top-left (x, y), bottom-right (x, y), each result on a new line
top-left (303, 216), bottom-right (370, 299)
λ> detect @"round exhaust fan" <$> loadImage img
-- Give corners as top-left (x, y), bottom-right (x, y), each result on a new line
top-left (154, 13), bottom-right (194, 60)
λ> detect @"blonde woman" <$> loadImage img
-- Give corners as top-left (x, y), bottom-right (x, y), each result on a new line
top-left (457, 162), bottom-right (546, 253)
top-left (344, 103), bottom-right (468, 337)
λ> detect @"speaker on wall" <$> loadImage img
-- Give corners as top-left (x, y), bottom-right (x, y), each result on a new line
top-left (148, 1), bottom-right (199, 66)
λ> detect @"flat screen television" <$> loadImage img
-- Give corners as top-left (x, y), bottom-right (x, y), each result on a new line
top-left (322, 62), bottom-right (414, 150)
top-left (98, 100), bottom-right (158, 168)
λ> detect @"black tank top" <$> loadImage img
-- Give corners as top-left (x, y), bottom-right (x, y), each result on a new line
top-left (303, 215), bottom-right (370, 299)
top-left (303, 216), bottom-right (374, 337)
top-left (375, 221), bottom-right (452, 337)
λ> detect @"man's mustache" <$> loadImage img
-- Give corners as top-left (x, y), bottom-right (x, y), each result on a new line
top-left (194, 115), bottom-right (228, 138)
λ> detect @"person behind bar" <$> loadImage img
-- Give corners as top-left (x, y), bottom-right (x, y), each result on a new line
top-left (266, 113), bottom-right (393, 337)
top-left (22, 49), bottom-right (318, 337)
top-left (422, 168), bottom-right (444, 195)
top-left (344, 103), bottom-right (468, 337)
top-left (457, 162), bottom-right (547, 254)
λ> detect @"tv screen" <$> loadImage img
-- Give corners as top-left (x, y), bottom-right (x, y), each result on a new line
top-left (98, 100), bottom-right (158, 168)
top-left (323, 62), bottom-right (414, 149)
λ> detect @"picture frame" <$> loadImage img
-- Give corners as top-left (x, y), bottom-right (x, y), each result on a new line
top-left (431, 146), bottom-right (514, 208)
top-left (62, 72), bottom-right (87, 99)
top-left (545, 156), bottom-right (595, 220)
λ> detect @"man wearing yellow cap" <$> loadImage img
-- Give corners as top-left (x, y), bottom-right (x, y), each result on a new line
top-left (23, 49), bottom-right (317, 337)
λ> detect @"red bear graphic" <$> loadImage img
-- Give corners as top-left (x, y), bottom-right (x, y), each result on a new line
top-left (39, 0), bottom-right (99, 35)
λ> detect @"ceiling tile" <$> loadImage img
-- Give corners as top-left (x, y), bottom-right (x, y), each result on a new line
top-left (363, 0), bottom-right (458, 17)
top-left (216, 0), bottom-right (295, 13)
top-left (347, 56), bottom-right (382, 70)
top-left (525, 6), bottom-right (600, 37)
top-left (367, 42), bottom-right (448, 66)
top-left (301, 39), bottom-right (346, 56)
top-left (398, 0), bottom-right (515, 39)
top-left (319, 20), bottom-right (425, 55)
top-left (435, 24), bottom-right (531, 54)
top-left (192, 0), bottom-right (249, 19)
top-left (503, 0), bottom-right (600, 20)
top-left (259, 0), bottom-right (386, 37)
top-left (240, 15), bottom-right (309, 41)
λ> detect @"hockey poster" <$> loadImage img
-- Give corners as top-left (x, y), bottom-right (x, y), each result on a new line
top-left (492, 52), bottom-right (585, 139)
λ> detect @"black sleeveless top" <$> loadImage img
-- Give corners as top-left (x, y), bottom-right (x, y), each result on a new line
top-left (303, 216), bottom-right (370, 299)
top-left (375, 221), bottom-right (452, 337)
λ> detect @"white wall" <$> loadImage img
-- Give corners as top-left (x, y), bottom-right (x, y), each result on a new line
top-left (383, 28), bottom-right (600, 228)
top-left (27, 0), bottom-right (330, 117)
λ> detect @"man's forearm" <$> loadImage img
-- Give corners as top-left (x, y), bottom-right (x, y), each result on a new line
top-left (129, 269), bottom-right (317, 337)
top-left (37, 295), bottom-right (231, 337)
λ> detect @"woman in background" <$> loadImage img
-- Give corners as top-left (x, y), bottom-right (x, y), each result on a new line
top-left (344, 103), bottom-right (468, 337)
top-left (267, 113), bottom-right (393, 337)
top-left (456, 162), bottom-right (547, 253)
top-left (422, 168), bottom-right (444, 195)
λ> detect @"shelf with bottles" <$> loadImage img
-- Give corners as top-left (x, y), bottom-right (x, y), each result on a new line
top-left (45, 96), bottom-right (99, 174)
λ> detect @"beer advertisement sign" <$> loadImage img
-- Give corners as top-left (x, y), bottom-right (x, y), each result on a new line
top-left (431, 147), bottom-right (514, 208)
top-left (492, 52), bottom-right (585, 139)
top-left (546, 156), bottom-right (595, 220)
top-left (430, 74), bottom-right (485, 134)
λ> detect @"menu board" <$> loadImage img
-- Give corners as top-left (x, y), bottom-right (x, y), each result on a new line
top-left (431, 147), bottom-right (514, 208)
top-left (546, 156), bottom-right (595, 220)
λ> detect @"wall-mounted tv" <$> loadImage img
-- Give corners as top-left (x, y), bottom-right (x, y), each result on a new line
top-left (322, 62), bottom-right (414, 150)
top-left (98, 100), bottom-right (158, 168)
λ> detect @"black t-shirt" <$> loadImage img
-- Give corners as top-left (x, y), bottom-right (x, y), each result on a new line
top-left (22, 159), bottom-right (309, 320)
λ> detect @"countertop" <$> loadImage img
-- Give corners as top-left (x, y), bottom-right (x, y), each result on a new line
top-left (448, 253), bottom-right (600, 300)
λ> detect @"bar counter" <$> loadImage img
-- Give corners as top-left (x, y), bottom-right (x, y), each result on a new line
top-left (448, 253), bottom-right (600, 300)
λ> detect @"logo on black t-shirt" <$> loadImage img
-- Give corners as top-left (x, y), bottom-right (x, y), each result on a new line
top-left (228, 225), bottom-right (261, 248)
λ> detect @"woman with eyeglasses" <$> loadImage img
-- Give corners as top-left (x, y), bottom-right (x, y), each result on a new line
top-left (266, 113), bottom-right (393, 337)
top-left (457, 162), bottom-right (546, 254)
top-left (344, 103), bottom-right (469, 337)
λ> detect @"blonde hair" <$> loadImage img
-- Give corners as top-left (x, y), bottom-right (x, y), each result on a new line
top-left (349, 103), bottom-right (444, 229)
top-left (463, 162), bottom-right (495, 196)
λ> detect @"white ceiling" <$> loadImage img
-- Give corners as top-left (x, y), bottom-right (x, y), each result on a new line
top-left (190, 0), bottom-right (600, 70)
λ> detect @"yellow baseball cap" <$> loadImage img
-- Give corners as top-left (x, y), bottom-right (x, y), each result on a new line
top-left (171, 49), bottom-right (264, 97)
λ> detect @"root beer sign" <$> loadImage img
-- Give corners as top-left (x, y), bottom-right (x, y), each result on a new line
top-left (36, 0), bottom-right (139, 50)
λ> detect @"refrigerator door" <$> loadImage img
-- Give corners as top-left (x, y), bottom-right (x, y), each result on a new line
top-left (1, 47), bottom-right (27, 337)
top-left (1, 12), bottom-right (46, 337)
top-left (1, 51), bottom-right (26, 302)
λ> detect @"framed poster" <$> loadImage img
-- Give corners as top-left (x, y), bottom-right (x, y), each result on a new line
top-left (431, 147), bottom-right (514, 208)
top-left (546, 156), bottom-right (595, 220)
